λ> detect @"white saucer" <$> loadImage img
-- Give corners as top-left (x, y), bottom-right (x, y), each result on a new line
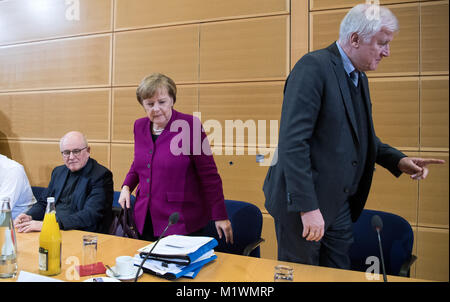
top-left (106, 265), bottom-right (143, 281)
top-left (84, 277), bottom-right (120, 282)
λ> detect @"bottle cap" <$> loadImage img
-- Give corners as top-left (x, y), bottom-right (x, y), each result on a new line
top-left (47, 197), bottom-right (55, 203)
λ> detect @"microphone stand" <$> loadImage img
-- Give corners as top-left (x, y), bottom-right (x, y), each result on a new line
top-left (134, 213), bottom-right (179, 282)
top-left (375, 227), bottom-right (388, 282)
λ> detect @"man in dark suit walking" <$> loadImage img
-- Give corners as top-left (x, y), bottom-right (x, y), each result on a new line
top-left (263, 4), bottom-right (444, 269)
top-left (15, 131), bottom-right (114, 234)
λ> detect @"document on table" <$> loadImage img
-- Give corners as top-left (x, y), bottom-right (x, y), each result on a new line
top-left (16, 271), bottom-right (64, 282)
top-left (138, 235), bottom-right (215, 255)
top-left (133, 249), bottom-right (216, 279)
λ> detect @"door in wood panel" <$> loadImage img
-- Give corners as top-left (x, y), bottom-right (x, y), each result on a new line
top-left (420, 77), bottom-right (449, 150)
top-left (0, 89), bottom-right (110, 141)
top-left (213, 147), bottom-right (274, 212)
top-left (420, 1), bottom-right (449, 75)
top-left (0, 0), bottom-right (112, 45)
top-left (0, 34), bottom-right (111, 92)
top-left (365, 152), bottom-right (419, 226)
top-left (113, 25), bottom-right (199, 86)
top-left (310, 4), bottom-right (419, 76)
top-left (110, 144), bottom-right (134, 191)
top-left (310, 0), bottom-right (416, 11)
top-left (0, 141), bottom-right (110, 187)
top-left (199, 16), bottom-right (289, 82)
top-left (415, 227), bottom-right (449, 281)
top-left (370, 78), bottom-right (419, 149)
top-left (112, 86), bottom-right (198, 142)
top-left (418, 153), bottom-right (449, 228)
top-left (115, 0), bottom-right (289, 30)
top-left (199, 82), bottom-right (283, 148)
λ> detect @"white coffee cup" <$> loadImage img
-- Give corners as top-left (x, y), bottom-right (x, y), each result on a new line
top-left (115, 256), bottom-right (135, 276)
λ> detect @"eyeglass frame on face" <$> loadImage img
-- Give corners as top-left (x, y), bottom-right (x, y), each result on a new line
top-left (61, 146), bottom-right (88, 157)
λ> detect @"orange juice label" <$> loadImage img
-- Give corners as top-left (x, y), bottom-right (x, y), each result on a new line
top-left (38, 247), bottom-right (49, 271)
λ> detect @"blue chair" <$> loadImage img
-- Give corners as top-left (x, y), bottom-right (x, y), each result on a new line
top-left (111, 191), bottom-right (137, 220)
top-left (31, 186), bottom-right (47, 201)
top-left (202, 199), bottom-right (265, 258)
top-left (112, 191), bottom-right (136, 209)
top-left (349, 209), bottom-right (417, 277)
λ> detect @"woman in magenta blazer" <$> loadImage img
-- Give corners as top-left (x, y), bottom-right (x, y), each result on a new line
top-left (118, 73), bottom-right (233, 243)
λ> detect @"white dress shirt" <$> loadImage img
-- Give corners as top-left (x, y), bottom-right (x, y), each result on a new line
top-left (0, 154), bottom-right (37, 219)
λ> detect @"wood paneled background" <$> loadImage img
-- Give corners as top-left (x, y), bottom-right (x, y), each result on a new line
top-left (0, 0), bottom-right (447, 281)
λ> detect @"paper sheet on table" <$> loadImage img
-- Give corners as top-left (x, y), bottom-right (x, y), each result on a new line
top-left (137, 235), bottom-right (215, 255)
top-left (16, 271), bottom-right (64, 282)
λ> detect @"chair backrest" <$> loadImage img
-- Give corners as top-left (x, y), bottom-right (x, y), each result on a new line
top-left (112, 191), bottom-right (136, 209)
top-left (31, 186), bottom-right (47, 202)
top-left (202, 199), bottom-right (264, 258)
top-left (349, 209), bottom-right (415, 276)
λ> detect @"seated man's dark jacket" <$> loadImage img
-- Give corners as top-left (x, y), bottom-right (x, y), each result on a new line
top-left (27, 158), bottom-right (114, 233)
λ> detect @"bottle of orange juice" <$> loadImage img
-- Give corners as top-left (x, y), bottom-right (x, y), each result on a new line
top-left (39, 197), bottom-right (61, 276)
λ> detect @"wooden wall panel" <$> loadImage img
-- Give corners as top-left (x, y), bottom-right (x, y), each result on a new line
top-left (198, 82), bottom-right (283, 148)
top-left (421, 77), bottom-right (449, 150)
top-left (0, 141), bottom-right (110, 187)
top-left (0, 34), bottom-right (111, 92)
top-left (370, 78), bottom-right (419, 149)
top-left (365, 153), bottom-right (419, 226)
top-left (0, 0), bottom-right (112, 45)
top-left (0, 89), bottom-right (110, 141)
top-left (410, 227), bottom-right (418, 278)
top-left (214, 147), bottom-right (274, 212)
top-left (115, 0), bottom-right (289, 30)
top-left (261, 214), bottom-right (277, 260)
top-left (416, 227), bottom-right (449, 281)
top-left (199, 16), bottom-right (289, 82)
top-left (418, 153), bottom-right (449, 228)
top-left (291, 0), bottom-right (309, 66)
top-left (110, 144), bottom-right (134, 191)
top-left (112, 86), bottom-right (198, 142)
top-left (113, 25), bottom-right (199, 86)
top-left (310, 4), bottom-right (420, 76)
top-left (310, 9), bottom-right (346, 51)
top-left (420, 1), bottom-right (449, 75)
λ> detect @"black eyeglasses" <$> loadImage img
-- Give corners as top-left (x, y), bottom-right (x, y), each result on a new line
top-left (61, 146), bottom-right (88, 157)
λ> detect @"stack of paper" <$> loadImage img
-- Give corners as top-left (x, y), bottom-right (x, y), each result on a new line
top-left (134, 235), bottom-right (218, 280)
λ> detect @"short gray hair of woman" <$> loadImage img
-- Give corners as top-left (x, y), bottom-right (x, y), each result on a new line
top-left (136, 73), bottom-right (177, 105)
top-left (338, 4), bottom-right (399, 46)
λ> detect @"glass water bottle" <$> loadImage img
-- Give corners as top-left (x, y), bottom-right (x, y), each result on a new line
top-left (0, 197), bottom-right (18, 278)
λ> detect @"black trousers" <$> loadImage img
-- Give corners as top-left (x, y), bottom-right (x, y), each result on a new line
top-left (274, 201), bottom-right (354, 269)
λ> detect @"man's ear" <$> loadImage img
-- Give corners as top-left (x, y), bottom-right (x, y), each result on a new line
top-left (350, 32), bottom-right (360, 48)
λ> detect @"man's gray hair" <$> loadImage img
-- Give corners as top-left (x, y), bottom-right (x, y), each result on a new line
top-left (338, 4), bottom-right (399, 46)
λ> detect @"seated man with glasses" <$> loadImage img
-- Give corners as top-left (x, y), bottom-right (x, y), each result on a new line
top-left (14, 131), bottom-right (114, 234)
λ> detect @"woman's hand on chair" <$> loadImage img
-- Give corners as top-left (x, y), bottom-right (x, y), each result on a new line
top-left (215, 219), bottom-right (233, 244)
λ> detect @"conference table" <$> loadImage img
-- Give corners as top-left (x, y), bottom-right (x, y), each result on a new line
top-left (3, 230), bottom-right (429, 282)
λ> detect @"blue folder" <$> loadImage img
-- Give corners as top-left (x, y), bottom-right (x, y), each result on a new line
top-left (139, 237), bottom-right (218, 265)
top-left (138, 253), bottom-right (217, 280)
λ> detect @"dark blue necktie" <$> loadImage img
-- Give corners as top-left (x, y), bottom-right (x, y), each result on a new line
top-left (350, 70), bottom-right (358, 87)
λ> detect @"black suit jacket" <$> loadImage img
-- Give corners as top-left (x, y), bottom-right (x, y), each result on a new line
top-left (27, 158), bottom-right (114, 233)
top-left (263, 43), bottom-right (406, 229)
